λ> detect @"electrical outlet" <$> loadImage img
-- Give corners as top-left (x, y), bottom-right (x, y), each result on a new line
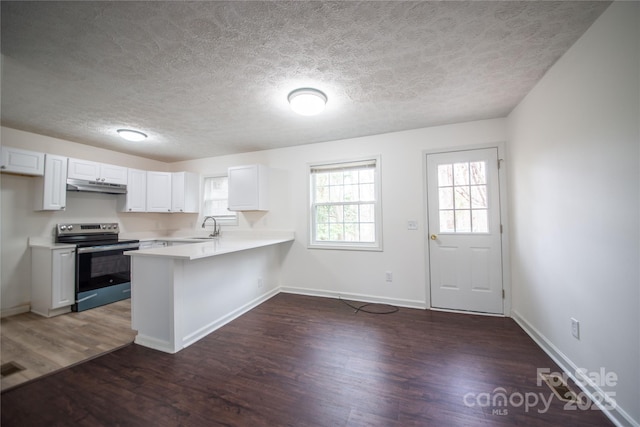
top-left (257, 277), bottom-right (263, 289)
top-left (385, 271), bottom-right (393, 282)
top-left (571, 318), bottom-right (580, 339)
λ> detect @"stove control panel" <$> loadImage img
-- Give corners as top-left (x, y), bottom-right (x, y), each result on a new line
top-left (56, 223), bottom-right (119, 236)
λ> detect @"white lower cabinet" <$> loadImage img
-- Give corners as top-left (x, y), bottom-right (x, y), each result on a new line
top-left (34, 154), bottom-right (68, 211)
top-left (31, 246), bottom-right (76, 317)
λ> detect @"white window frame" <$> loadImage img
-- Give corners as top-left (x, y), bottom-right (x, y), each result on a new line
top-left (308, 155), bottom-right (383, 251)
top-left (201, 174), bottom-right (238, 226)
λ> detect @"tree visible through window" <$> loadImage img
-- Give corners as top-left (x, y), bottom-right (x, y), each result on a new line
top-left (310, 158), bottom-right (382, 250)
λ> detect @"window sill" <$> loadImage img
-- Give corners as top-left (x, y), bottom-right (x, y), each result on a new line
top-left (308, 242), bottom-right (382, 252)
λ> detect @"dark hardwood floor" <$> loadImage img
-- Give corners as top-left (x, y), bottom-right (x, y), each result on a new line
top-left (1, 294), bottom-right (613, 426)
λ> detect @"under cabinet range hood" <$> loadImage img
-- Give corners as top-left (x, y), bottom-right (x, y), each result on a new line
top-left (66, 178), bottom-right (127, 194)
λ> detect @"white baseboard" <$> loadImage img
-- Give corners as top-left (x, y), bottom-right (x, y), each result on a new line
top-left (181, 288), bottom-right (281, 350)
top-left (279, 286), bottom-right (427, 310)
top-left (134, 334), bottom-right (176, 354)
top-left (512, 310), bottom-right (638, 427)
top-left (1, 304), bottom-right (30, 318)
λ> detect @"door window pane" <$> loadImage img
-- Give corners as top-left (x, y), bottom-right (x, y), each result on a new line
top-left (438, 164), bottom-right (453, 186)
top-left (454, 186), bottom-right (471, 209)
top-left (471, 185), bottom-right (487, 208)
top-left (455, 210), bottom-right (471, 232)
top-left (454, 163), bottom-right (469, 185)
top-left (440, 210), bottom-right (455, 232)
top-left (472, 210), bottom-right (488, 232)
top-left (470, 162), bottom-right (486, 184)
top-left (439, 187), bottom-right (453, 209)
top-left (437, 160), bottom-right (489, 233)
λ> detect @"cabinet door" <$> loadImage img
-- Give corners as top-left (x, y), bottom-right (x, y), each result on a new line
top-left (171, 172), bottom-right (186, 212)
top-left (100, 163), bottom-right (128, 185)
top-left (172, 172), bottom-right (200, 213)
top-left (1, 146), bottom-right (45, 176)
top-left (37, 154), bottom-right (67, 211)
top-left (228, 164), bottom-right (268, 211)
top-left (146, 171), bottom-right (172, 212)
top-left (122, 168), bottom-right (147, 212)
top-left (68, 158), bottom-right (101, 181)
top-left (51, 248), bottom-right (75, 309)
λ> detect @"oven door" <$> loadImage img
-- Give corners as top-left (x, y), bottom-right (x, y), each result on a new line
top-left (75, 242), bottom-right (140, 311)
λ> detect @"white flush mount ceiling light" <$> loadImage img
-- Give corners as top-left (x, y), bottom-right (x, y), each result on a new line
top-left (288, 88), bottom-right (327, 116)
top-left (117, 129), bottom-right (147, 142)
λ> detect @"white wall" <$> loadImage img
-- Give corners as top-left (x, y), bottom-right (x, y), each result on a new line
top-left (1, 120), bottom-right (507, 314)
top-left (173, 119), bottom-right (507, 307)
top-left (0, 127), bottom-right (172, 314)
top-left (507, 3), bottom-right (639, 426)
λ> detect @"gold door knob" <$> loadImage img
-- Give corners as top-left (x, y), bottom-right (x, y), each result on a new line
top-left (430, 234), bottom-right (437, 240)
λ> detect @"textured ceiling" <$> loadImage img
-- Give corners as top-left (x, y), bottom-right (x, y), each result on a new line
top-left (1, 1), bottom-right (610, 162)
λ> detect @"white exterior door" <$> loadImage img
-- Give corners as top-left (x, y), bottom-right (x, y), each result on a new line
top-left (427, 148), bottom-right (503, 314)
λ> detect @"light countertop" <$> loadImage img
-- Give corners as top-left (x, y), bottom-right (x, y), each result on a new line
top-left (28, 237), bottom-right (76, 249)
top-left (126, 231), bottom-right (295, 261)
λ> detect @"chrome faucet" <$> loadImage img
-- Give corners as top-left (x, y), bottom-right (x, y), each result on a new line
top-left (201, 216), bottom-right (220, 237)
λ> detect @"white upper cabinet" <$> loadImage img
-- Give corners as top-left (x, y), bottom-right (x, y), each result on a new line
top-left (171, 172), bottom-right (200, 213)
top-left (100, 163), bottom-right (128, 184)
top-left (119, 168), bottom-right (147, 212)
top-left (228, 164), bottom-right (269, 211)
top-left (146, 171), bottom-right (172, 213)
top-left (34, 154), bottom-right (67, 211)
top-left (67, 158), bottom-right (127, 185)
top-left (1, 146), bottom-right (45, 176)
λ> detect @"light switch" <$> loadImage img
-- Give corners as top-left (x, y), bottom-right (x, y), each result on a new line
top-left (407, 220), bottom-right (418, 230)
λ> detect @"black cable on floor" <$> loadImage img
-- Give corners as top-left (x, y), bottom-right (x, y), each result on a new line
top-left (339, 297), bottom-right (399, 315)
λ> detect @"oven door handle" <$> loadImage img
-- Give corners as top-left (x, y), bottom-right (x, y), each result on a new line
top-left (77, 242), bottom-right (140, 254)
top-left (77, 293), bottom-right (98, 303)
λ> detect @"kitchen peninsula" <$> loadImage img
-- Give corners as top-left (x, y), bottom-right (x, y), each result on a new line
top-left (126, 231), bottom-right (294, 353)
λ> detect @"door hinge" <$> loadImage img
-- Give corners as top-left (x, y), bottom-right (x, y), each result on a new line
top-left (498, 158), bottom-right (503, 169)
top-left (502, 289), bottom-right (505, 299)
top-left (500, 224), bottom-right (503, 234)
